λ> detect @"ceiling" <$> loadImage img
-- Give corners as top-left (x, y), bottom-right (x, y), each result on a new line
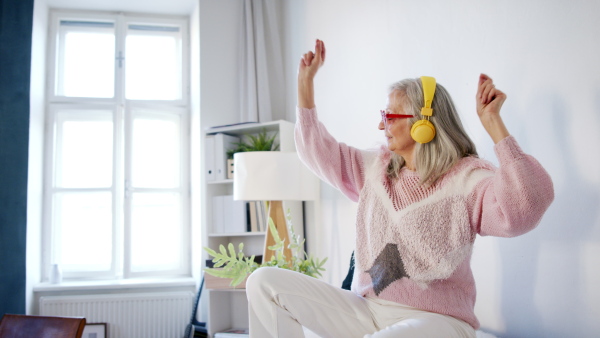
top-left (44, 0), bottom-right (197, 15)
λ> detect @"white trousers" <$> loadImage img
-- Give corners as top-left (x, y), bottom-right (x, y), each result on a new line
top-left (246, 267), bottom-right (476, 338)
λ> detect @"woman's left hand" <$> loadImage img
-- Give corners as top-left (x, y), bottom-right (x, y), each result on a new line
top-left (476, 73), bottom-right (506, 119)
top-left (476, 74), bottom-right (510, 143)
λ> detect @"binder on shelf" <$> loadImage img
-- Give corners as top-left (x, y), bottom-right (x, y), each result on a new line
top-left (256, 201), bottom-right (267, 232)
top-left (214, 133), bottom-right (240, 181)
top-left (227, 159), bottom-right (235, 179)
top-left (212, 195), bottom-right (247, 234)
top-left (248, 201), bottom-right (258, 232)
top-left (211, 195), bottom-right (225, 233)
top-left (223, 195), bottom-right (247, 233)
top-left (205, 135), bottom-right (216, 181)
top-left (245, 202), bottom-right (252, 232)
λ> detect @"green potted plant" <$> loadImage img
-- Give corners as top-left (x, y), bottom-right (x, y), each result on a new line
top-left (226, 129), bottom-right (280, 179)
top-left (204, 210), bottom-right (327, 288)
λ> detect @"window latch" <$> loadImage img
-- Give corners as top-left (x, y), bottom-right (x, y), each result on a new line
top-left (116, 51), bottom-right (125, 68)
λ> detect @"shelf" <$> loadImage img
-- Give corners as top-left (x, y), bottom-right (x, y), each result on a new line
top-left (203, 119), bottom-right (299, 337)
top-left (207, 179), bottom-right (234, 185)
top-left (207, 290), bottom-right (249, 334)
top-left (208, 288), bottom-right (247, 293)
top-left (205, 120), bottom-right (292, 137)
top-left (208, 232), bottom-right (266, 237)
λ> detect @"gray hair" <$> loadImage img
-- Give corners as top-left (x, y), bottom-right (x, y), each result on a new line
top-left (386, 78), bottom-right (478, 185)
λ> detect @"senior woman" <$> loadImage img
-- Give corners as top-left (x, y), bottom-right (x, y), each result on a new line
top-left (245, 39), bottom-right (554, 338)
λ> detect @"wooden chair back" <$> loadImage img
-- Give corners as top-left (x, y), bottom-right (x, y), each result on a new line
top-left (0, 314), bottom-right (86, 338)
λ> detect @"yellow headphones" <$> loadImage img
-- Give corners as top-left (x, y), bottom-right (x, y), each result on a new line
top-left (410, 76), bottom-right (437, 144)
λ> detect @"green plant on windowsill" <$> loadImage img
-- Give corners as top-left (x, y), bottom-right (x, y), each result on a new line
top-left (203, 210), bottom-right (327, 287)
top-left (226, 129), bottom-right (280, 160)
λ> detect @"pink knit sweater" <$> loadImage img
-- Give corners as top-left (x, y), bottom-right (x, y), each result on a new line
top-left (295, 107), bottom-right (554, 329)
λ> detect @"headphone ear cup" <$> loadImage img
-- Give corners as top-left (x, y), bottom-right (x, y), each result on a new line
top-left (411, 119), bottom-right (436, 144)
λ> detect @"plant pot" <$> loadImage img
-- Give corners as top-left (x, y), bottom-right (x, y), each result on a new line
top-left (205, 269), bottom-right (248, 289)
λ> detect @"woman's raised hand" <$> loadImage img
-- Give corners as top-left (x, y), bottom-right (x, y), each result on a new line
top-left (298, 39), bottom-right (326, 82)
top-left (297, 39), bottom-right (326, 108)
top-left (476, 74), bottom-right (506, 118)
top-left (476, 74), bottom-right (510, 143)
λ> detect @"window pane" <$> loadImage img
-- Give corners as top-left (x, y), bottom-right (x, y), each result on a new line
top-left (55, 111), bottom-right (113, 188)
top-left (132, 113), bottom-right (181, 188)
top-left (53, 192), bottom-right (112, 272)
top-left (125, 25), bottom-right (182, 100)
top-left (56, 21), bottom-right (115, 98)
top-left (130, 193), bottom-right (181, 271)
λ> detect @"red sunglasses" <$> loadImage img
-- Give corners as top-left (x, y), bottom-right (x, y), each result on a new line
top-left (380, 110), bottom-right (413, 122)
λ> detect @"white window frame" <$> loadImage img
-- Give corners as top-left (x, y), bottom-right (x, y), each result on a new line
top-left (43, 10), bottom-right (191, 281)
top-left (123, 103), bottom-right (190, 279)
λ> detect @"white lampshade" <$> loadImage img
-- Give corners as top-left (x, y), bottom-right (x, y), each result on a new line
top-left (233, 151), bottom-right (319, 201)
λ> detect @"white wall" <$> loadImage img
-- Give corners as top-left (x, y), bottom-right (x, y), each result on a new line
top-left (189, 0), bottom-right (201, 280)
top-left (281, 0), bottom-right (600, 336)
top-left (27, 0), bottom-right (48, 314)
top-left (197, 0), bottom-right (290, 125)
top-left (198, 0), bottom-right (243, 129)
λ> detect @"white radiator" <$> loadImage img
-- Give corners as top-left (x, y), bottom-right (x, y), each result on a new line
top-left (39, 292), bottom-right (194, 338)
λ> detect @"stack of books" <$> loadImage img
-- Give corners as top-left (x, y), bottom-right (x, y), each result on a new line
top-left (246, 201), bottom-right (267, 232)
top-left (212, 197), bottom-right (268, 234)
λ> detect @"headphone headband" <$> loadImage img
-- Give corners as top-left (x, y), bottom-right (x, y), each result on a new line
top-left (420, 76), bottom-right (436, 117)
top-left (410, 76), bottom-right (437, 144)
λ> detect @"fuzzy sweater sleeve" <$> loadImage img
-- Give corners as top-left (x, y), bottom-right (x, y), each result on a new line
top-left (294, 107), bottom-right (366, 202)
top-left (470, 136), bottom-right (554, 237)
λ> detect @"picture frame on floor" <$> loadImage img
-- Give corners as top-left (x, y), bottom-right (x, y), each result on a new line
top-left (82, 323), bottom-right (107, 338)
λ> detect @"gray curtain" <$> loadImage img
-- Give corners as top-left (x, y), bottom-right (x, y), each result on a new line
top-left (239, 0), bottom-right (285, 123)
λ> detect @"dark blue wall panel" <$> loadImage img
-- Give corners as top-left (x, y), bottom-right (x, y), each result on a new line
top-left (0, 0), bottom-right (34, 316)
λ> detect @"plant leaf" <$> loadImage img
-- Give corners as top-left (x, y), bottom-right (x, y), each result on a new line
top-left (202, 206), bottom-right (328, 287)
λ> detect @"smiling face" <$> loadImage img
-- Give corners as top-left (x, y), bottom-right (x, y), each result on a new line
top-left (378, 90), bottom-right (417, 161)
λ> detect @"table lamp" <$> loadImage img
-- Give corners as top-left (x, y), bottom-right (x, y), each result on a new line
top-left (233, 151), bottom-right (319, 262)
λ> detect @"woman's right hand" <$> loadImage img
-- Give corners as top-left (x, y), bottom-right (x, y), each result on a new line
top-left (297, 39), bottom-right (326, 108)
top-left (298, 39), bottom-right (326, 82)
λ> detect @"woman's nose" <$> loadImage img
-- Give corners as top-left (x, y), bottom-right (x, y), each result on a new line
top-left (378, 120), bottom-right (385, 130)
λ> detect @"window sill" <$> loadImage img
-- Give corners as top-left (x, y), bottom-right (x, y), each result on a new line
top-left (33, 277), bottom-right (196, 293)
